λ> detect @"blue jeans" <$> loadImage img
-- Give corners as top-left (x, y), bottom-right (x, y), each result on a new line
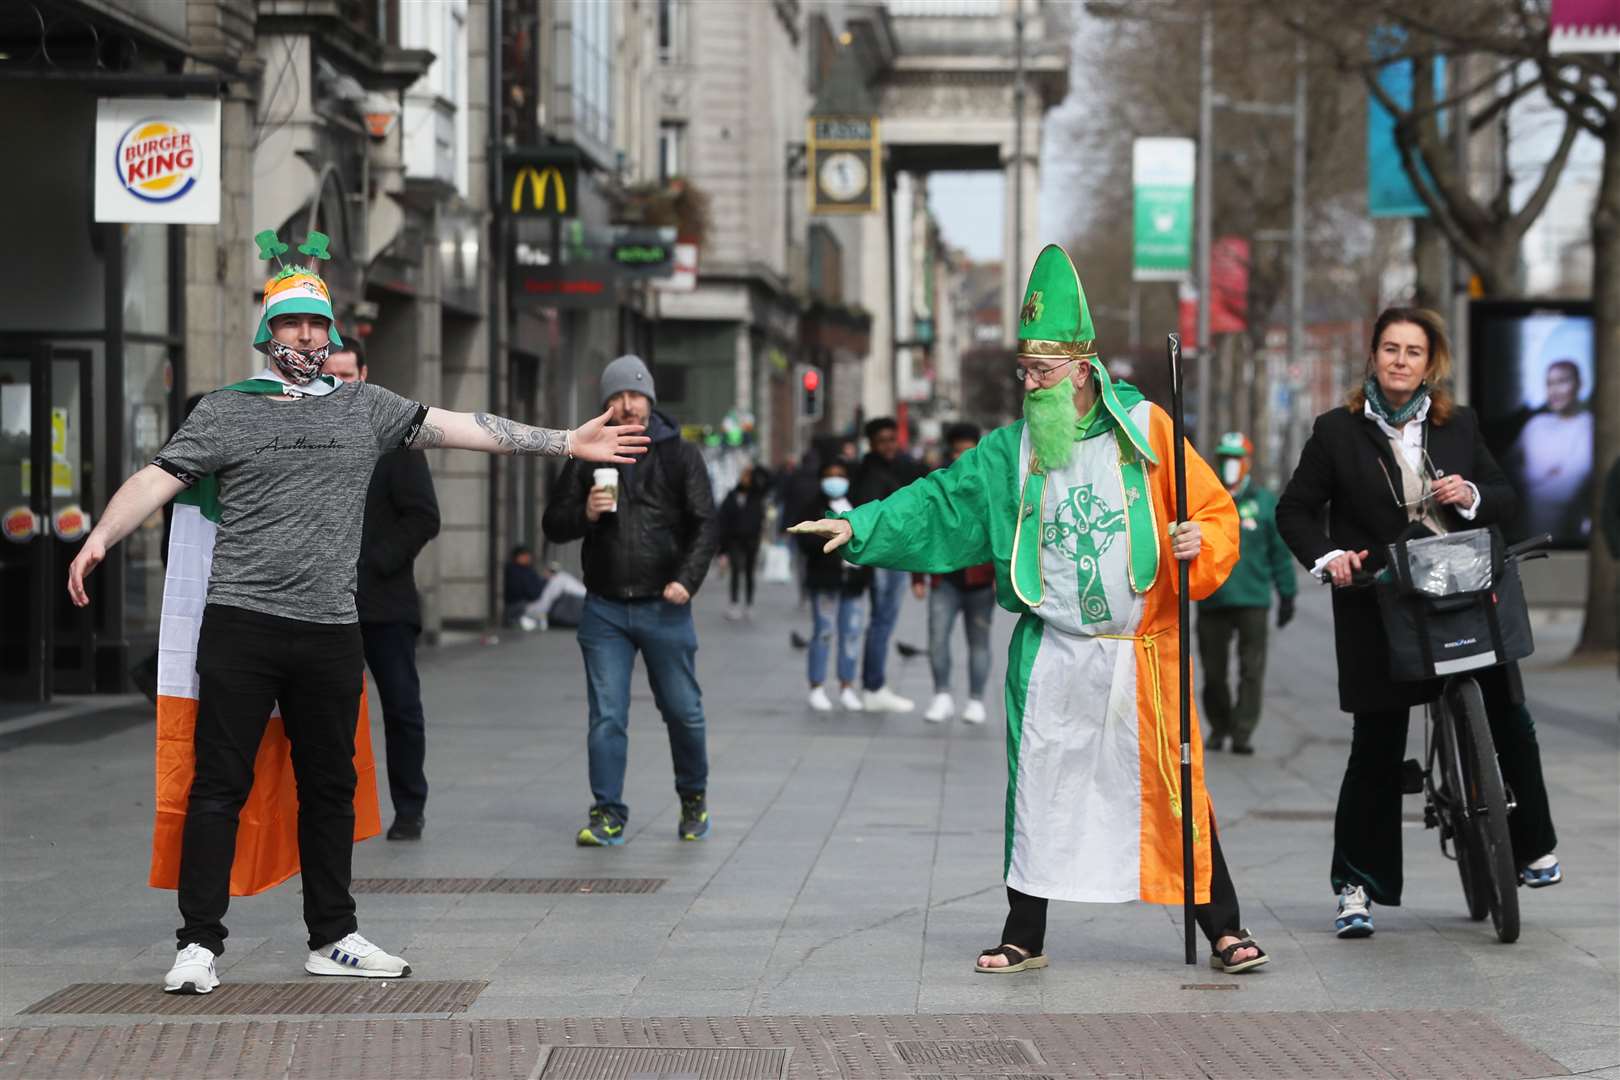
top-left (862, 567), bottom-right (908, 691)
top-left (577, 595), bottom-right (708, 824)
top-left (927, 582), bottom-right (994, 698)
top-left (808, 590), bottom-right (865, 686)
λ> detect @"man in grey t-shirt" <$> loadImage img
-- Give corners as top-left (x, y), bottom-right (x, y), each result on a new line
top-left (67, 237), bottom-right (648, 995)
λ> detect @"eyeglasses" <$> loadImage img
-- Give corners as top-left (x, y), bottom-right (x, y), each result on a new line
top-left (1012, 357), bottom-right (1078, 386)
top-left (1377, 448), bottom-right (1445, 513)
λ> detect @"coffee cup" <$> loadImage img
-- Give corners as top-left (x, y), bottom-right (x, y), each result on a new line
top-left (593, 467), bottom-right (619, 513)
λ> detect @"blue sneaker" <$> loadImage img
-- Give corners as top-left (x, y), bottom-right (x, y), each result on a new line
top-left (1335, 884), bottom-right (1374, 938)
top-left (678, 794), bottom-right (710, 841)
top-left (1520, 853), bottom-right (1562, 888)
top-left (576, 807), bottom-right (626, 847)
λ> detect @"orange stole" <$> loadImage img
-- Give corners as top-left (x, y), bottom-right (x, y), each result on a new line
top-left (149, 682), bottom-right (382, 896)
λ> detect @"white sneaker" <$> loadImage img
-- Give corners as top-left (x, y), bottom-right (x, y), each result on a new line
top-left (924, 692), bottom-right (955, 723)
top-left (519, 615), bottom-right (538, 632)
top-left (863, 687), bottom-right (915, 713)
top-left (1334, 884), bottom-right (1374, 938)
top-left (725, 606), bottom-right (744, 622)
top-left (961, 699), bottom-right (988, 725)
top-left (164, 943), bottom-right (220, 994)
top-left (807, 686), bottom-right (833, 712)
top-left (305, 932), bottom-right (412, 978)
top-left (839, 687), bottom-right (865, 711)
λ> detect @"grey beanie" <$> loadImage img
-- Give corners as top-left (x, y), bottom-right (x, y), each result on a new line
top-left (601, 353), bottom-right (656, 405)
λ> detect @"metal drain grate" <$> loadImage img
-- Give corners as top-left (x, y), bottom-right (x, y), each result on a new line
top-left (538, 1046), bottom-right (789, 1080)
top-left (19, 979), bottom-right (487, 1016)
top-left (349, 877), bottom-right (666, 895)
top-left (890, 1039), bottom-right (1041, 1070)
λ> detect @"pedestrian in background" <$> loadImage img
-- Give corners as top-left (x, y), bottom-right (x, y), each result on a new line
top-left (853, 417), bottom-right (924, 713)
top-left (798, 459), bottom-right (869, 712)
top-left (327, 344), bottom-right (441, 842)
top-left (504, 546), bottom-right (586, 631)
top-left (542, 355), bottom-right (719, 846)
top-left (1195, 432), bottom-right (1296, 755)
top-left (916, 422), bottom-right (994, 725)
top-left (717, 463), bottom-right (768, 621)
top-left (1277, 307), bottom-right (1562, 940)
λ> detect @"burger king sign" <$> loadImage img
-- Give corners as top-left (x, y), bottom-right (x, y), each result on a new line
top-left (95, 99), bottom-right (220, 224)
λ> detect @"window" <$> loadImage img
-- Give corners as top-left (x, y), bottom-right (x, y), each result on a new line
top-left (657, 0), bottom-right (684, 63)
top-left (571, 0), bottom-right (614, 151)
top-left (659, 122), bottom-right (684, 182)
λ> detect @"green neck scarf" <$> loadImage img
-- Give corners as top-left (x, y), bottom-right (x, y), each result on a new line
top-left (1363, 374), bottom-right (1430, 427)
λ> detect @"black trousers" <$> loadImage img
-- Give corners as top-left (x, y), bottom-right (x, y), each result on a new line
top-left (177, 604), bottom-right (364, 954)
top-left (1196, 607), bottom-right (1270, 745)
top-left (361, 620), bottom-right (428, 820)
top-left (726, 538), bottom-right (759, 606)
top-left (1000, 829), bottom-right (1243, 955)
top-left (1333, 664), bottom-right (1558, 906)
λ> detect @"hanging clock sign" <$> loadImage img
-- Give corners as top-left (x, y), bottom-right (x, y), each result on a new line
top-left (808, 116), bottom-right (881, 215)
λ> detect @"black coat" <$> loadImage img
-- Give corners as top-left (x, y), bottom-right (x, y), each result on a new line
top-left (795, 496), bottom-right (872, 596)
top-left (356, 449), bottom-right (440, 626)
top-left (542, 411), bottom-right (718, 599)
top-left (717, 483), bottom-right (768, 545)
top-left (852, 450), bottom-right (925, 507)
top-left (1275, 404), bottom-right (1519, 713)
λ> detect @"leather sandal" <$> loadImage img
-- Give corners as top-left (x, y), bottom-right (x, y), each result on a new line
top-left (974, 944), bottom-right (1049, 974)
top-left (1209, 930), bottom-right (1269, 974)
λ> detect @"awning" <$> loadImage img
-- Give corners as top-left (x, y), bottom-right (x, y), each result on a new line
top-left (1550, 0), bottom-right (1620, 53)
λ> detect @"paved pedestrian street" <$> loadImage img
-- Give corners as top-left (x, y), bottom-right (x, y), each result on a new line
top-left (1, 580), bottom-right (1615, 1079)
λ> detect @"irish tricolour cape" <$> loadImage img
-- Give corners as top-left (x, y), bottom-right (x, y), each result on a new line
top-left (149, 385), bottom-right (382, 896)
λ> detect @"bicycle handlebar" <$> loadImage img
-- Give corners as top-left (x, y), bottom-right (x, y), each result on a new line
top-left (1318, 533), bottom-right (1554, 589)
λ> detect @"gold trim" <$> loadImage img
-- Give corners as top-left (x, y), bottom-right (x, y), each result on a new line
top-left (1010, 449), bottom-right (1047, 609)
top-left (1018, 338), bottom-right (1099, 360)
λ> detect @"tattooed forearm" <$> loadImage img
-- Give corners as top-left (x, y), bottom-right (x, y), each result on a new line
top-left (411, 420), bottom-right (445, 449)
top-left (474, 412), bottom-right (570, 456)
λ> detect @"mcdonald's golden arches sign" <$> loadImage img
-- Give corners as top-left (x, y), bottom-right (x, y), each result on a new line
top-left (503, 151), bottom-right (578, 219)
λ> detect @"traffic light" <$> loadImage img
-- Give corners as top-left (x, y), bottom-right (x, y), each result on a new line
top-left (798, 364), bottom-right (824, 421)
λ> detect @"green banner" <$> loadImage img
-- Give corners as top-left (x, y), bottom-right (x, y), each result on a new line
top-left (1132, 137), bottom-right (1195, 282)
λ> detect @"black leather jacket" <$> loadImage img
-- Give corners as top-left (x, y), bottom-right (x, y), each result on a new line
top-left (542, 411), bottom-right (717, 599)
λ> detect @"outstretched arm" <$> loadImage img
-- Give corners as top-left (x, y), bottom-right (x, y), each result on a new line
top-left (67, 464), bottom-right (187, 606)
top-left (410, 406), bottom-right (648, 463)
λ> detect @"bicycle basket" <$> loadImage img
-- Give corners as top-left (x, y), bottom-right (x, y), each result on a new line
top-left (1375, 527), bottom-right (1535, 681)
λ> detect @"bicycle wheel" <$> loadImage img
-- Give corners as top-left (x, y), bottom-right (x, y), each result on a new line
top-left (1449, 677), bottom-right (1520, 944)
top-left (1433, 707), bottom-right (1491, 922)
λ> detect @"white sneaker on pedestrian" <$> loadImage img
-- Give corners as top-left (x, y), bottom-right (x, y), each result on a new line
top-left (807, 686), bottom-right (833, 712)
top-left (1334, 884), bottom-right (1374, 938)
top-left (863, 687), bottom-right (915, 713)
top-left (924, 692), bottom-right (955, 723)
top-left (839, 687), bottom-right (865, 711)
top-left (305, 932), bottom-right (412, 978)
top-left (725, 605), bottom-right (744, 621)
top-left (961, 699), bottom-right (988, 725)
top-left (518, 615), bottom-right (538, 632)
top-left (163, 943), bottom-right (220, 994)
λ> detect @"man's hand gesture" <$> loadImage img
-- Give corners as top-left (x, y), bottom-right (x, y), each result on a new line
top-left (788, 519), bottom-right (853, 554)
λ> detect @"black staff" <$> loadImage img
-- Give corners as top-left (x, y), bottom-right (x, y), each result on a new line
top-left (1167, 332), bottom-right (1195, 966)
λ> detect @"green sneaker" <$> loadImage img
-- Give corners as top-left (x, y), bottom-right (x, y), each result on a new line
top-left (576, 807), bottom-right (626, 847)
top-left (678, 794), bottom-right (711, 841)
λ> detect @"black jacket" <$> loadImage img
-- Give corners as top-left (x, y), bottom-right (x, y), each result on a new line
top-left (717, 481), bottom-right (768, 544)
top-left (1275, 404), bottom-right (1518, 713)
top-left (852, 450), bottom-right (925, 507)
top-left (357, 449), bottom-right (441, 626)
top-left (795, 496), bottom-right (873, 596)
top-left (542, 411), bottom-right (717, 599)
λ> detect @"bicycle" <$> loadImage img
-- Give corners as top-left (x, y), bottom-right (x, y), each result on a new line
top-left (1323, 530), bottom-right (1549, 944)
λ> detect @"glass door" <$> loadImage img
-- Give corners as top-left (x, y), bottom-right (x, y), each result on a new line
top-left (0, 348), bottom-right (51, 701)
top-left (47, 349), bottom-right (95, 693)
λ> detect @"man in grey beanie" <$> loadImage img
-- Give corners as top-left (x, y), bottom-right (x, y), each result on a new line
top-left (543, 355), bottom-right (719, 845)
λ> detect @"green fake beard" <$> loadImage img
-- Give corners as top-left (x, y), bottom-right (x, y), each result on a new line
top-left (1024, 375), bottom-right (1080, 472)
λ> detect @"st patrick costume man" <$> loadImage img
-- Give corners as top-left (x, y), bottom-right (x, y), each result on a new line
top-left (792, 245), bottom-right (1269, 974)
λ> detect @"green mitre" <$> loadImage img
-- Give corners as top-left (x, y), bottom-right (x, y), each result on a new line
top-left (1017, 243), bottom-right (1096, 359)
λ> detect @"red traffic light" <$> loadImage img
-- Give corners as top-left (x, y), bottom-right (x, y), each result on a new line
top-left (802, 368), bottom-right (821, 392)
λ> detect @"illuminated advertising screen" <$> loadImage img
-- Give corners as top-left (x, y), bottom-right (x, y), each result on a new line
top-left (1469, 299), bottom-right (1595, 549)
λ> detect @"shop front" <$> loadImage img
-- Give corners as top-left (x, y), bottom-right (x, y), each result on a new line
top-left (0, 77), bottom-right (200, 702)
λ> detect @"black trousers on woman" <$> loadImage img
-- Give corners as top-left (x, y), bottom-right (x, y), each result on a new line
top-left (1000, 828), bottom-right (1243, 955)
top-left (726, 538), bottom-right (759, 607)
top-left (1332, 664), bottom-right (1557, 906)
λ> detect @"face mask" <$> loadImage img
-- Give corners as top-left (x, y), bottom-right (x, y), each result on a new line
top-left (266, 338), bottom-right (331, 385)
top-left (821, 476), bottom-right (850, 499)
top-left (1221, 458), bottom-right (1244, 487)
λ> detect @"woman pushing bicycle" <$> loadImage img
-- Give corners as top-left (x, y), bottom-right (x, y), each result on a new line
top-left (1275, 307), bottom-right (1562, 940)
